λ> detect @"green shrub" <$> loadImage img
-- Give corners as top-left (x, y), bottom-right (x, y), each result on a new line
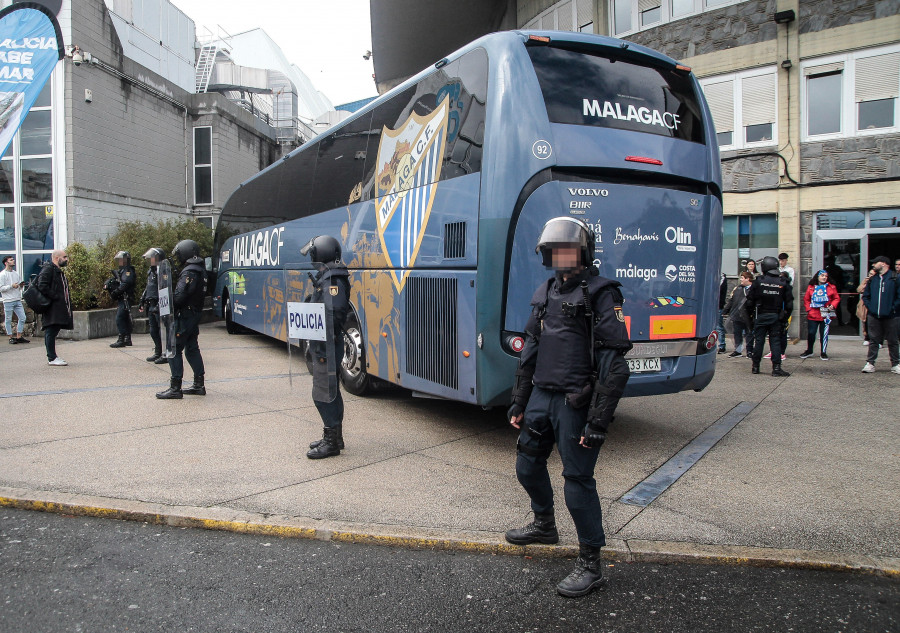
top-left (64, 242), bottom-right (103, 311)
top-left (65, 218), bottom-right (213, 311)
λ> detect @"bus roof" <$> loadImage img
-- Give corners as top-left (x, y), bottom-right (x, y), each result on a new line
top-left (227, 30), bottom-right (689, 193)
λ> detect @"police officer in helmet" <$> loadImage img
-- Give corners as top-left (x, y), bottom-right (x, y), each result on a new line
top-left (506, 217), bottom-right (632, 598)
top-left (108, 251), bottom-right (136, 348)
top-left (140, 247), bottom-right (168, 364)
top-left (301, 235), bottom-right (350, 459)
top-left (156, 239), bottom-right (207, 399)
top-left (747, 255), bottom-right (793, 377)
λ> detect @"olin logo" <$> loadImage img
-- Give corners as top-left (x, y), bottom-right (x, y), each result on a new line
top-left (665, 226), bottom-right (696, 252)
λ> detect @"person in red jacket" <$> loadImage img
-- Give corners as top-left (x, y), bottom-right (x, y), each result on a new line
top-left (800, 270), bottom-right (840, 360)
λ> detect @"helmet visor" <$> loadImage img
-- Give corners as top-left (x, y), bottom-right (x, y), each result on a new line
top-left (536, 218), bottom-right (589, 250)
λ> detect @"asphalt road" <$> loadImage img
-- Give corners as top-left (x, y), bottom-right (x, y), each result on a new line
top-left (1, 508), bottom-right (896, 633)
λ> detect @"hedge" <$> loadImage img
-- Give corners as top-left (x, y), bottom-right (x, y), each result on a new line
top-left (64, 219), bottom-right (213, 311)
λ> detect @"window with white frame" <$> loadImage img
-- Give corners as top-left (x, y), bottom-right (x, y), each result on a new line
top-left (802, 44), bottom-right (900, 140)
top-left (523, 0), bottom-right (594, 33)
top-left (193, 126), bottom-right (212, 206)
top-left (701, 68), bottom-right (777, 150)
top-left (612, 0), bottom-right (746, 36)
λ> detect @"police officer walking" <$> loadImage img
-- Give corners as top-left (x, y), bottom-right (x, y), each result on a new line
top-left (108, 251), bottom-right (136, 348)
top-left (140, 247), bottom-right (168, 364)
top-left (506, 217), bottom-right (631, 598)
top-left (156, 239), bottom-right (207, 399)
top-left (302, 235), bottom-right (350, 460)
top-left (747, 255), bottom-right (793, 377)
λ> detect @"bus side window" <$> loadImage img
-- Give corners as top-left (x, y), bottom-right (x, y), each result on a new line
top-left (447, 48), bottom-right (488, 178)
top-left (309, 111), bottom-right (374, 213)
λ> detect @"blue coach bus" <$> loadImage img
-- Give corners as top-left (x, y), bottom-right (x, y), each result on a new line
top-left (212, 30), bottom-right (723, 407)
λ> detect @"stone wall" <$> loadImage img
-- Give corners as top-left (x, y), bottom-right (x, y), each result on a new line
top-left (800, 134), bottom-right (900, 184)
top-left (798, 0), bottom-right (894, 35)
top-left (721, 150), bottom-right (781, 192)
top-left (624, 0), bottom-right (777, 60)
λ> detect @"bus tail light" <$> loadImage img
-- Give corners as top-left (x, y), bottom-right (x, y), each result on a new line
top-left (625, 155), bottom-right (663, 166)
top-left (504, 333), bottom-right (526, 355)
top-left (675, 64), bottom-right (692, 73)
top-left (527, 35), bottom-right (551, 44)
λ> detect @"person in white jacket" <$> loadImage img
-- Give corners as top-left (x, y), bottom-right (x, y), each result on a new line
top-left (0, 255), bottom-right (29, 344)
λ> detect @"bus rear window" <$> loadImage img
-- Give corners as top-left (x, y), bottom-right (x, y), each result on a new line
top-left (527, 45), bottom-right (704, 143)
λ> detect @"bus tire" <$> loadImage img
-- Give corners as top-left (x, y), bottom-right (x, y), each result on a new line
top-left (224, 292), bottom-right (240, 334)
top-left (340, 314), bottom-right (371, 396)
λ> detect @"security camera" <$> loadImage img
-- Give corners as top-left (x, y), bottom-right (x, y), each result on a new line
top-left (71, 47), bottom-right (83, 65)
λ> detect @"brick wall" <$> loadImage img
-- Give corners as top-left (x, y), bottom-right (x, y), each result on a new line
top-left (800, 135), bottom-right (900, 184)
top-left (798, 0), bottom-right (890, 34)
top-left (624, 0), bottom-right (777, 60)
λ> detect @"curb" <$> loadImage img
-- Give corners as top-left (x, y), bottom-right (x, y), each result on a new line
top-left (1, 488), bottom-right (897, 578)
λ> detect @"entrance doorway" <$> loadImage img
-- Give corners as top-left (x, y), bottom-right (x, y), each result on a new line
top-left (815, 224), bottom-right (900, 338)
top-left (822, 238), bottom-right (861, 337)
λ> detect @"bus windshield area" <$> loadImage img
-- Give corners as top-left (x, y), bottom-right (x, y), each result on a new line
top-left (527, 45), bottom-right (705, 144)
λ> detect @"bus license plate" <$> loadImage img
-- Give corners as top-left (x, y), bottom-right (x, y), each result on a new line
top-left (628, 357), bottom-right (661, 373)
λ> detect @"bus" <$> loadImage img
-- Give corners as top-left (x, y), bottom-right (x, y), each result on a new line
top-left (212, 30), bottom-right (723, 407)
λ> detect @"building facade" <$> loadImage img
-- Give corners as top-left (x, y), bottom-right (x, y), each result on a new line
top-left (0, 0), bottom-right (330, 282)
top-left (371, 0), bottom-right (900, 338)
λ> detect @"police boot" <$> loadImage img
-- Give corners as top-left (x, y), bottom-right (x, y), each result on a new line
top-left (182, 375), bottom-right (206, 396)
top-left (751, 364), bottom-right (760, 374)
top-left (155, 378), bottom-right (183, 399)
top-left (309, 424), bottom-right (344, 450)
top-left (306, 427), bottom-right (341, 459)
top-left (109, 335), bottom-right (126, 348)
top-left (556, 544), bottom-right (607, 598)
top-left (124, 335), bottom-right (133, 347)
top-left (504, 512), bottom-right (559, 545)
top-left (771, 364), bottom-right (791, 377)
top-left (146, 347), bottom-right (162, 362)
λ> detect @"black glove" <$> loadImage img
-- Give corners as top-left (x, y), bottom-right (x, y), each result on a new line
top-left (581, 421), bottom-right (606, 449)
top-left (507, 403), bottom-right (524, 422)
top-left (779, 309), bottom-right (789, 323)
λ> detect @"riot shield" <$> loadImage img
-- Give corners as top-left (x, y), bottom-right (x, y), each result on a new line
top-left (284, 263), bottom-right (338, 403)
top-left (157, 259), bottom-right (176, 359)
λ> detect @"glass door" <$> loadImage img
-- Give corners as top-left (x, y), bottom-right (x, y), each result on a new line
top-left (820, 237), bottom-right (862, 337)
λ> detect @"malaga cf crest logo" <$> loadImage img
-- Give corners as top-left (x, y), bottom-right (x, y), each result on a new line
top-left (375, 96), bottom-right (449, 291)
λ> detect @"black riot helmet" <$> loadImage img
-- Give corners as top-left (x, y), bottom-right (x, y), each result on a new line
top-left (300, 235), bottom-right (342, 263)
top-left (761, 256), bottom-right (780, 275)
top-left (142, 247), bottom-right (166, 265)
top-left (114, 250), bottom-right (131, 266)
top-left (535, 217), bottom-right (596, 269)
top-left (172, 239), bottom-right (202, 266)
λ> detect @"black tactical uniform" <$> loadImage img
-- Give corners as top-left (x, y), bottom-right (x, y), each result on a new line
top-left (140, 247), bottom-right (168, 364)
top-left (109, 251), bottom-right (136, 348)
top-left (747, 256), bottom-right (793, 376)
top-left (506, 217), bottom-right (631, 598)
top-left (302, 236), bottom-right (351, 460)
top-left (156, 240), bottom-right (206, 399)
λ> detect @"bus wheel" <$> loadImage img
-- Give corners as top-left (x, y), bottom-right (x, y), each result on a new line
top-left (224, 293), bottom-right (240, 335)
top-left (340, 316), bottom-right (371, 396)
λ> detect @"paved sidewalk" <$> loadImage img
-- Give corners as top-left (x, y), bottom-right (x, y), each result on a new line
top-left (1, 324), bottom-right (897, 575)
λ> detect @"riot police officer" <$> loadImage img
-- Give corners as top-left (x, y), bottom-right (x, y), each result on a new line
top-left (108, 251), bottom-right (136, 348)
top-left (302, 235), bottom-right (350, 460)
top-left (140, 247), bottom-right (168, 364)
top-left (156, 239), bottom-right (207, 399)
top-left (747, 255), bottom-right (793, 377)
top-left (506, 217), bottom-right (632, 598)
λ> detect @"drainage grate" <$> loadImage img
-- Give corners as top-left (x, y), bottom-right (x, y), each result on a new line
top-left (405, 277), bottom-right (458, 390)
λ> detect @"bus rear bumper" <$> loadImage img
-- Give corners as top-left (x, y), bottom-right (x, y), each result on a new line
top-left (623, 350), bottom-right (717, 397)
